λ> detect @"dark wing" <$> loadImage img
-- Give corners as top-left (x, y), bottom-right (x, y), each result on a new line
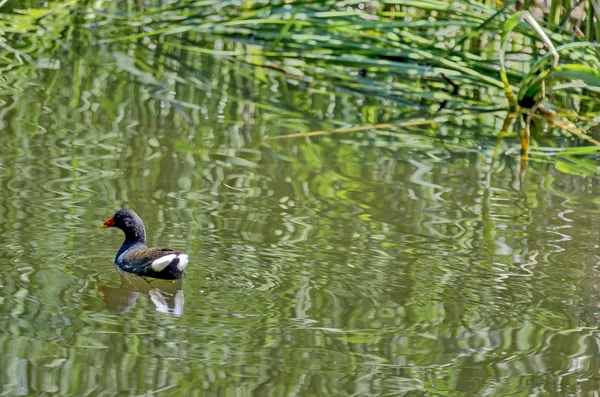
top-left (120, 247), bottom-right (182, 278)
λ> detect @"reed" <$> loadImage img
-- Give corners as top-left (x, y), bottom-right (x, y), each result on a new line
top-left (2, 0), bottom-right (600, 150)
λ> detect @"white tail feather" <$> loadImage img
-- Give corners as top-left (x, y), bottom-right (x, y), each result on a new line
top-left (151, 254), bottom-right (177, 272)
top-left (177, 254), bottom-right (189, 271)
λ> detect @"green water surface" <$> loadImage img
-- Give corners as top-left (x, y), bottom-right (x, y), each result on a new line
top-left (1, 30), bottom-right (600, 396)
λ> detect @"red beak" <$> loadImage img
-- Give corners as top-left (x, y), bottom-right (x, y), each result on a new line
top-left (101, 217), bottom-right (115, 229)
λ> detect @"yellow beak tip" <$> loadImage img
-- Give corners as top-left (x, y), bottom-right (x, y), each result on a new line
top-left (100, 224), bottom-right (108, 229)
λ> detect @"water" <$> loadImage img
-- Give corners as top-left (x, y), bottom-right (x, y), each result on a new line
top-left (1, 38), bottom-right (600, 396)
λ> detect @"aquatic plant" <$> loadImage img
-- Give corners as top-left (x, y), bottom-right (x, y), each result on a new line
top-left (2, 0), bottom-right (600, 156)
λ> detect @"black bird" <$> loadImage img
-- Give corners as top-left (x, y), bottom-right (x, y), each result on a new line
top-left (101, 209), bottom-right (189, 280)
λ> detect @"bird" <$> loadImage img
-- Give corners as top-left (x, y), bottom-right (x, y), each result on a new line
top-left (101, 209), bottom-right (189, 280)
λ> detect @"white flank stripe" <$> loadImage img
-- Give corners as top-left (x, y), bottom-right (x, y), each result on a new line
top-left (151, 254), bottom-right (177, 272)
top-left (177, 254), bottom-right (189, 271)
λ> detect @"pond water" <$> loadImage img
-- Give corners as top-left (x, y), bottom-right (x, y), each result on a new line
top-left (1, 38), bottom-right (600, 396)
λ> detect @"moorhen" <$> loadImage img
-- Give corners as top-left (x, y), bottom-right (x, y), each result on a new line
top-left (101, 209), bottom-right (189, 280)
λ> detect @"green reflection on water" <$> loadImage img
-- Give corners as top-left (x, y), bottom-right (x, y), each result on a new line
top-left (1, 31), bottom-right (600, 397)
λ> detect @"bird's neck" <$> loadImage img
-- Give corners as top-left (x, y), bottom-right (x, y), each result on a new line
top-left (125, 224), bottom-right (146, 245)
top-left (117, 225), bottom-right (147, 257)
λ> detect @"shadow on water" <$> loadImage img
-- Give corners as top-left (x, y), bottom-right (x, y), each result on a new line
top-left (97, 270), bottom-right (184, 316)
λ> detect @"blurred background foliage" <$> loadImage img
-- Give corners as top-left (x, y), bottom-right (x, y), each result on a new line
top-left (3, 0), bottom-right (600, 148)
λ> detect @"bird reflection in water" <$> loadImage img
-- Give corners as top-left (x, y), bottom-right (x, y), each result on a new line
top-left (97, 270), bottom-right (184, 316)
